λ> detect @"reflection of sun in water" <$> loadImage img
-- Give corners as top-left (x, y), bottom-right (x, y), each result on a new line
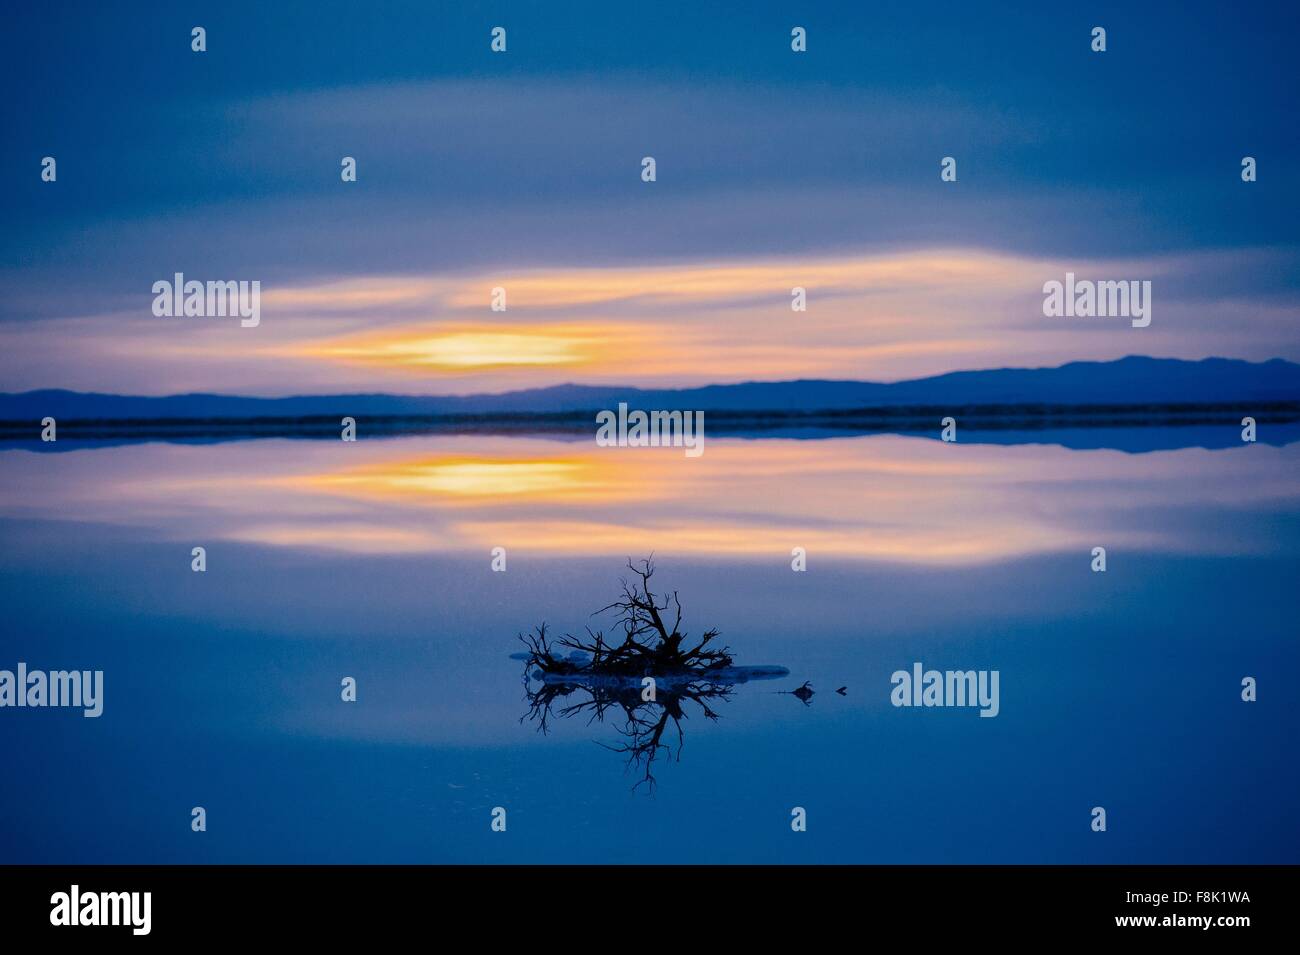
top-left (287, 454), bottom-right (650, 504)
top-left (366, 459), bottom-right (582, 496)
top-left (151, 435), bottom-right (1248, 562)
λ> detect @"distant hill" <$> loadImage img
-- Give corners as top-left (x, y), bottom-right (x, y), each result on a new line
top-left (2, 356), bottom-right (1299, 421)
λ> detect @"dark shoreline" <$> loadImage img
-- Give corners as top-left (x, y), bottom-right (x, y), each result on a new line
top-left (3, 401), bottom-right (1297, 435)
top-left (4, 401), bottom-right (1298, 453)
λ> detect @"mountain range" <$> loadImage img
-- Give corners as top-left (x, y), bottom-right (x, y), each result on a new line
top-left (2, 356), bottom-right (1299, 421)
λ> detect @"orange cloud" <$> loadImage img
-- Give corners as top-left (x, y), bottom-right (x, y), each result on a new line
top-left (8, 246), bottom-right (1269, 396)
top-left (298, 322), bottom-right (656, 374)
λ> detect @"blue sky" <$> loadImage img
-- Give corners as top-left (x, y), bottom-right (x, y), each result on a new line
top-left (2, 0), bottom-right (1297, 393)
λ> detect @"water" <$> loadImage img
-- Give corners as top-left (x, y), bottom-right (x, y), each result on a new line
top-left (1, 431), bottom-right (1296, 862)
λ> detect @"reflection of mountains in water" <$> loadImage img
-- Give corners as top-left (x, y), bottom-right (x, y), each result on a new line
top-left (7, 410), bottom-right (1298, 455)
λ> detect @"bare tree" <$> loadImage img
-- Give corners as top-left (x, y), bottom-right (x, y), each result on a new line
top-left (519, 557), bottom-right (733, 679)
top-left (515, 558), bottom-right (776, 791)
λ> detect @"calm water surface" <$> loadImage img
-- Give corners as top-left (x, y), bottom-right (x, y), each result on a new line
top-left (1, 432), bottom-right (1296, 862)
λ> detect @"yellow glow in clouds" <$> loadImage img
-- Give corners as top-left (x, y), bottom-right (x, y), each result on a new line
top-left (306, 324), bottom-right (618, 372)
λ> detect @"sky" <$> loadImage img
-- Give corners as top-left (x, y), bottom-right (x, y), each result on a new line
top-left (2, 0), bottom-right (1297, 396)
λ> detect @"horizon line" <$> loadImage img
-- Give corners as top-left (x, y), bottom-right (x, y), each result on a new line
top-left (4, 354), bottom-right (1297, 403)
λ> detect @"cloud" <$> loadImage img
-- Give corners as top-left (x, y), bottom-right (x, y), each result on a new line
top-left (3, 245), bottom-right (1297, 395)
top-left (6, 75), bottom-right (1296, 328)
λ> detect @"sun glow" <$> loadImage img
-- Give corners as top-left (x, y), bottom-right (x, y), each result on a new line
top-left (303, 323), bottom-right (631, 372)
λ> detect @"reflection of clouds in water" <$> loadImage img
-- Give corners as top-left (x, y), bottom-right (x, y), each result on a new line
top-left (1, 434), bottom-right (1297, 564)
top-left (294, 455), bottom-right (637, 502)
